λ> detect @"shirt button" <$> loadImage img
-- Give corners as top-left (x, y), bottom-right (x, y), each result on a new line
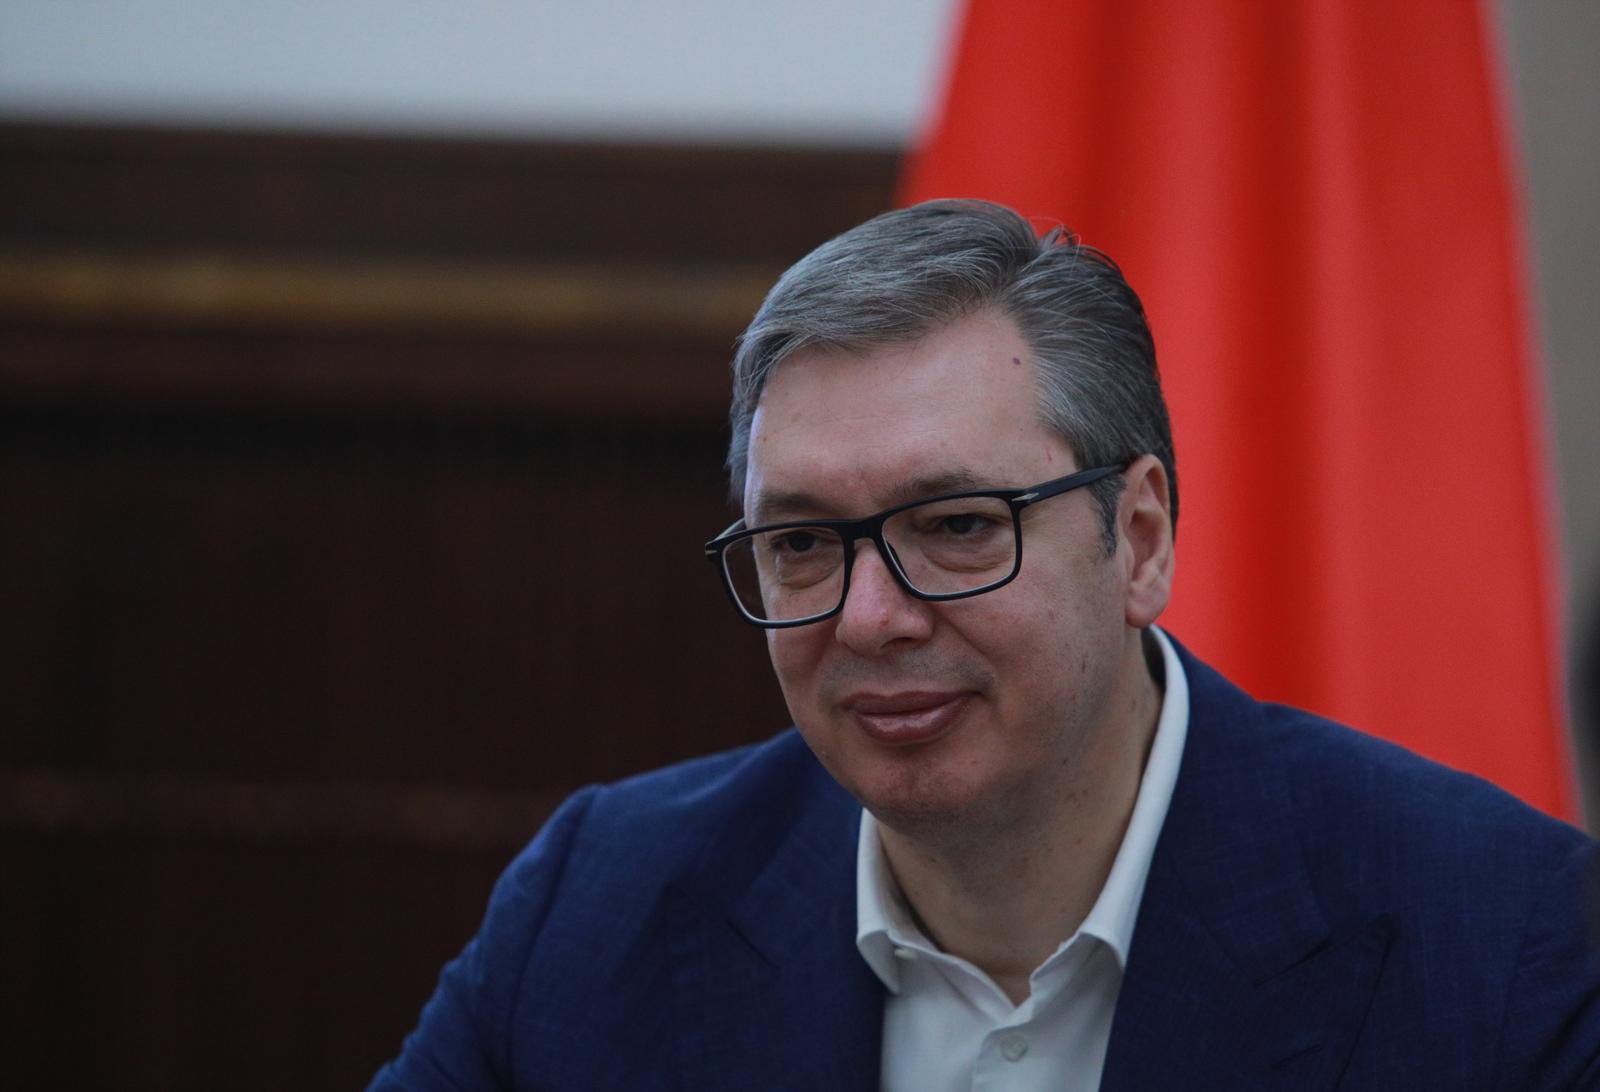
top-left (999, 1033), bottom-right (1029, 1062)
top-left (892, 947), bottom-right (918, 961)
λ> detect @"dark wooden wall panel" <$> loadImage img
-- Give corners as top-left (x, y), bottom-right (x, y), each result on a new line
top-left (0, 120), bottom-right (899, 1088)
top-left (0, 393), bottom-right (774, 786)
top-left (0, 123), bottom-right (895, 264)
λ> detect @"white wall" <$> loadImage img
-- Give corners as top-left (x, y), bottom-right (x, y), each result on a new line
top-left (0, 0), bottom-right (958, 144)
top-left (1501, 0), bottom-right (1600, 819)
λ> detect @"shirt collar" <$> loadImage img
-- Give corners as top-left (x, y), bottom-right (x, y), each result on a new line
top-left (855, 626), bottom-right (1191, 993)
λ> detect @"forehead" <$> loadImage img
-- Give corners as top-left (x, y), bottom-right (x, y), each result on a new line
top-left (744, 310), bottom-right (1075, 518)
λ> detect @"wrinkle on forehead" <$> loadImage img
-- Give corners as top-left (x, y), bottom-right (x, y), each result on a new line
top-left (743, 309), bottom-right (1071, 521)
top-left (748, 468), bottom-right (991, 525)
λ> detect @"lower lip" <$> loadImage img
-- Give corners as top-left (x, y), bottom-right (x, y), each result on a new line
top-left (850, 695), bottom-right (968, 746)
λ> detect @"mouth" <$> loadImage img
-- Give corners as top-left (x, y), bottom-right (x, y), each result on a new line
top-left (843, 690), bottom-right (970, 746)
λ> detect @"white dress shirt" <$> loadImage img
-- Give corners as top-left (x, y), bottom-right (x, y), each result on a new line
top-left (855, 627), bottom-right (1190, 1092)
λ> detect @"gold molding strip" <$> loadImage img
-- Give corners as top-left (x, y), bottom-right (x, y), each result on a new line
top-left (0, 250), bottom-right (776, 338)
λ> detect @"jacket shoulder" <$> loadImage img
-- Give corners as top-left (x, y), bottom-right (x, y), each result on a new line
top-left (1178, 643), bottom-right (1587, 875)
top-left (1258, 697), bottom-right (1586, 869)
top-left (371, 730), bottom-right (857, 1090)
top-left (1153, 643), bottom-right (1600, 1088)
top-left (559, 728), bottom-right (851, 881)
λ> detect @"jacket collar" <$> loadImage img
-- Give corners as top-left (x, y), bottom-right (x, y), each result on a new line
top-left (1101, 641), bottom-right (1391, 1091)
top-left (666, 741), bottom-right (883, 1092)
top-left (665, 639), bottom-right (1394, 1091)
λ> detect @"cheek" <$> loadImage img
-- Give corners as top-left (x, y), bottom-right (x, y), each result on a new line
top-left (766, 629), bottom-right (824, 705)
top-left (981, 554), bottom-right (1115, 680)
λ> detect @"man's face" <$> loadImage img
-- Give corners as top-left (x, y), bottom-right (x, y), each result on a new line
top-left (743, 309), bottom-right (1145, 834)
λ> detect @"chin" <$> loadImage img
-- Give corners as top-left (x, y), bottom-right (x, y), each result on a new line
top-left (799, 712), bottom-right (1019, 835)
top-left (848, 757), bottom-right (1007, 840)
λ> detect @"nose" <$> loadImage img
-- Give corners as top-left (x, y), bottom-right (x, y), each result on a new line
top-left (833, 538), bottom-right (935, 655)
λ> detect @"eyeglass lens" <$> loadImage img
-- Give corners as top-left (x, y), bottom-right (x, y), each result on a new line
top-left (722, 495), bottom-right (1020, 622)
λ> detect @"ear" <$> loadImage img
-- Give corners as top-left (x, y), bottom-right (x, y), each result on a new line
top-left (1118, 454), bottom-right (1174, 628)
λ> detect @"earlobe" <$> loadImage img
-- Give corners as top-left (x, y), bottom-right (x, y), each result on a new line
top-left (1120, 455), bottom-right (1174, 628)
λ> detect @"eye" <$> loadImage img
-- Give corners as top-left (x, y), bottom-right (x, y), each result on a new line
top-left (771, 529), bottom-right (821, 555)
top-left (936, 512), bottom-right (992, 536)
top-left (912, 506), bottom-right (1005, 539)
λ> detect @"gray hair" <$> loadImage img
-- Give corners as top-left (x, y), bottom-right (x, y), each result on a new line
top-left (726, 199), bottom-right (1176, 551)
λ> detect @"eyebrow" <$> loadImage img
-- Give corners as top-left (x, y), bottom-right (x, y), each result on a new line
top-left (750, 469), bottom-right (991, 525)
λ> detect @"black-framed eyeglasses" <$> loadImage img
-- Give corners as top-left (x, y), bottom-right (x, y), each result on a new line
top-left (703, 464), bottom-right (1123, 628)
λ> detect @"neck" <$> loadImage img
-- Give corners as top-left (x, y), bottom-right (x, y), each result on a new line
top-left (876, 630), bottom-right (1164, 1004)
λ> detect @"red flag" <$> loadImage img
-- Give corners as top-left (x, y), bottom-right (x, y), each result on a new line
top-left (903, 0), bottom-right (1575, 818)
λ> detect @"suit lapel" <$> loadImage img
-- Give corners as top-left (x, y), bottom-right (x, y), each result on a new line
top-left (661, 646), bottom-right (1395, 1091)
top-left (1101, 649), bottom-right (1392, 1091)
top-left (667, 761), bottom-right (883, 1092)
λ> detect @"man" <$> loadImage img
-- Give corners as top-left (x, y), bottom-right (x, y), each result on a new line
top-left (371, 200), bottom-right (1599, 1090)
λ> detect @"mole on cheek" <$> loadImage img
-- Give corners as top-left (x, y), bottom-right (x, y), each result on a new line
top-left (1012, 357), bottom-right (1022, 366)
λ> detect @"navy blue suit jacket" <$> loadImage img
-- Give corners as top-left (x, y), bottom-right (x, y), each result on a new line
top-left (372, 644), bottom-right (1600, 1090)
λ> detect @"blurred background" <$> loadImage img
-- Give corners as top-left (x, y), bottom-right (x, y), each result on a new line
top-left (0, 1), bottom-right (1594, 1087)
